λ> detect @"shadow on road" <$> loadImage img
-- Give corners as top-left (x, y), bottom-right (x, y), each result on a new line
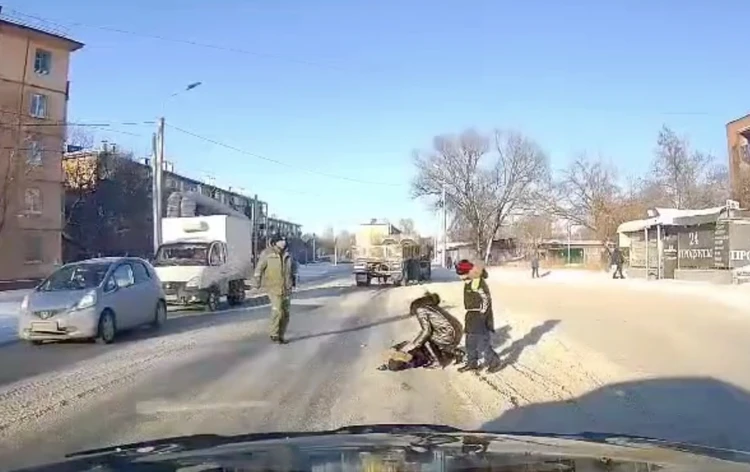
top-left (491, 325), bottom-right (512, 349)
top-left (481, 376), bottom-right (750, 459)
top-left (496, 319), bottom-right (560, 371)
top-left (286, 313), bottom-right (410, 343)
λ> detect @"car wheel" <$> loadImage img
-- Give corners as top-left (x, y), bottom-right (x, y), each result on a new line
top-left (30, 340), bottom-right (44, 346)
top-left (152, 300), bottom-right (167, 329)
top-left (206, 289), bottom-right (220, 312)
top-left (96, 310), bottom-right (116, 344)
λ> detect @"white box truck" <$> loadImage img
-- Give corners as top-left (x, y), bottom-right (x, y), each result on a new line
top-left (153, 215), bottom-right (253, 311)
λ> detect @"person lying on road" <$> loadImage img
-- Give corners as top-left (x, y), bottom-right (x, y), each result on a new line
top-left (399, 291), bottom-right (465, 368)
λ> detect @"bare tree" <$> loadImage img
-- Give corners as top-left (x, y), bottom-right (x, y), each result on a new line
top-left (649, 125), bottom-right (728, 208)
top-left (0, 127), bottom-right (35, 239)
top-left (66, 126), bottom-right (96, 150)
top-left (511, 213), bottom-right (553, 251)
top-left (398, 218), bottom-right (416, 235)
top-left (63, 150), bottom-right (152, 260)
top-left (544, 154), bottom-right (631, 241)
top-left (0, 148), bottom-right (26, 238)
top-left (412, 129), bottom-right (549, 262)
top-left (335, 229), bottom-right (354, 256)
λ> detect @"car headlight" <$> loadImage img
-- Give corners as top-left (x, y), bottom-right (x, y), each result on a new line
top-left (75, 289), bottom-right (97, 310)
top-left (186, 276), bottom-right (200, 288)
top-left (20, 295), bottom-right (29, 311)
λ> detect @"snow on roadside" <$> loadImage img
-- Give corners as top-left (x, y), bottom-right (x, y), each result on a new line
top-left (487, 266), bottom-right (750, 313)
top-left (0, 312), bottom-right (267, 443)
top-left (375, 283), bottom-right (636, 431)
top-left (0, 301), bottom-right (22, 346)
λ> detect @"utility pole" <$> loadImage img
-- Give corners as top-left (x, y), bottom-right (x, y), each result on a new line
top-left (333, 226), bottom-right (338, 265)
top-left (151, 117), bottom-right (165, 256)
top-left (441, 184), bottom-right (448, 268)
top-left (250, 193), bottom-right (258, 265)
top-left (312, 234), bottom-right (316, 262)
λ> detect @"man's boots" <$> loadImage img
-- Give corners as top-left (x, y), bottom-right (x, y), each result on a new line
top-left (483, 357), bottom-right (502, 374)
top-left (270, 335), bottom-right (288, 345)
top-left (457, 362), bottom-right (479, 373)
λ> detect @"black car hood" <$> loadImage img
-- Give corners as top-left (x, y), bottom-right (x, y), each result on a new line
top-left (13, 424), bottom-right (750, 471)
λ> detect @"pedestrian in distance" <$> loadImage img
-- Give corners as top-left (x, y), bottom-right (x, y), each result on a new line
top-left (611, 246), bottom-right (625, 279)
top-left (455, 259), bottom-right (501, 373)
top-left (531, 252), bottom-right (540, 279)
top-left (252, 233), bottom-right (297, 344)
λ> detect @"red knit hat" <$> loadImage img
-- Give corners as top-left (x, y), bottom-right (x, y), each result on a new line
top-left (456, 259), bottom-right (473, 276)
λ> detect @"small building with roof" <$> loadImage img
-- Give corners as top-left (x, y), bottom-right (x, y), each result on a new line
top-left (617, 201), bottom-right (750, 283)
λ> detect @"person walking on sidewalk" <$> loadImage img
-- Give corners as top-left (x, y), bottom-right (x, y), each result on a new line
top-left (531, 252), bottom-right (540, 279)
top-left (611, 246), bottom-right (625, 279)
top-left (253, 233), bottom-right (297, 344)
top-left (455, 260), bottom-right (501, 373)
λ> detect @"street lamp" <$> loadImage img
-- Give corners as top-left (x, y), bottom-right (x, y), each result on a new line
top-left (152, 81), bottom-right (203, 255)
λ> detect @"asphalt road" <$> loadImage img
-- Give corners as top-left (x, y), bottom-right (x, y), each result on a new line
top-left (1, 266), bottom-right (750, 470)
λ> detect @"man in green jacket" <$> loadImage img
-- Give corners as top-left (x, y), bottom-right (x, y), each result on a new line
top-left (253, 233), bottom-right (297, 344)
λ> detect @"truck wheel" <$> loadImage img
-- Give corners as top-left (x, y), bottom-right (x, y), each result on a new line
top-left (206, 288), bottom-right (221, 312)
top-left (227, 283), bottom-right (237, 305)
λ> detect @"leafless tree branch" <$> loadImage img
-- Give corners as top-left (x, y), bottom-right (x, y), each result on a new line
top-left (412, 128), bottom-right (549, 261)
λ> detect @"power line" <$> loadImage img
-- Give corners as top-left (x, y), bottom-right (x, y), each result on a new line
top-left (0, 108), bottom-right (154, 127)
top-left (4, 9), bottom-right (350, 73)
top-left (168, 124), bottom-right (403, 187)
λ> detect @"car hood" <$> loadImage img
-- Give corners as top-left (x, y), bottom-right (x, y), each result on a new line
top-left (13, 424), bottom-right (750, 471)
top-left (27, 290), bottom-right (89, 311)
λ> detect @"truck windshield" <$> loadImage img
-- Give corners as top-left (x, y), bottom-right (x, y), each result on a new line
top-left (154, 243), bottom-right (210, 266)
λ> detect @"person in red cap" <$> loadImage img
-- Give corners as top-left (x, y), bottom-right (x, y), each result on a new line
top-left (455, 259), bottom-right (501, 373)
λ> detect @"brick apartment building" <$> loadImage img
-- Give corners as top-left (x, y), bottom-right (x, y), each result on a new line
top-left (0, 18), bottom-right (83, 283)
top-left (727, 114), bottom-right (750, 204)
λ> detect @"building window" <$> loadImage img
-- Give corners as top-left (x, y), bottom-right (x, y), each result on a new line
top-left (27, 139), bottom-right (43, 166)
top-left (34, 49), bottom-right (52, 75)
top-left (24, 188), bottom-right (42, 214)
top-left (24, 233), bottom-right (43, 263)
top-left (29, 93), bottom-right (48, 118)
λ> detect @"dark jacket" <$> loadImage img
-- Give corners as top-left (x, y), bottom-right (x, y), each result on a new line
top-left (411, 303), bottom-right (463, 348)
top-left (531, 255), bottom-right (539, 268)
top-left (463, 276), bottom-right (495, 334)
top-left (253, 246), bottom-right (297, 296)
top-left (611, 248), bottom-right (623, 266)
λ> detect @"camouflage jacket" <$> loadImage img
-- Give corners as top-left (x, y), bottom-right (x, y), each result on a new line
top-left (253, 247), bottom-right (297, 296)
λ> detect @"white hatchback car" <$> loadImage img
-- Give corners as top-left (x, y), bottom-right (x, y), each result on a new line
top-left (18, 257), bottom-right (167, 345)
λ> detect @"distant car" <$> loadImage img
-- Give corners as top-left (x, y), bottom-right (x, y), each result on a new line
top-left (17, 257), bottom-right (167, 345)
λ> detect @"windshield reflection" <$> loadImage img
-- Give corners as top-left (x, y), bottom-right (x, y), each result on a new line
top-left (38, 263), bottom-right (111, 292)
top-left (154, 243), bottom-right (210, 266)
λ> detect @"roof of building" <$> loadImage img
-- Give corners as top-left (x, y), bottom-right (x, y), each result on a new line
top-left (727, 113), bottom-right (750, 127)
top-left (0, 18), bottom-right (84, 51)
top-left (617, 206), bottom-right (727, 233)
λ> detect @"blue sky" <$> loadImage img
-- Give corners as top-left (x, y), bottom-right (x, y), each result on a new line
top-left (6, 1), bottom-right (749, 236)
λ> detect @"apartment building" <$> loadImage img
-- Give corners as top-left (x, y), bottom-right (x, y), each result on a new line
top-left (62, 148), bottom-right (302, 261)
top-left (0, 18), bottom-right (83, 282)
top-left (727, 114), bottom-right (750, 204)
